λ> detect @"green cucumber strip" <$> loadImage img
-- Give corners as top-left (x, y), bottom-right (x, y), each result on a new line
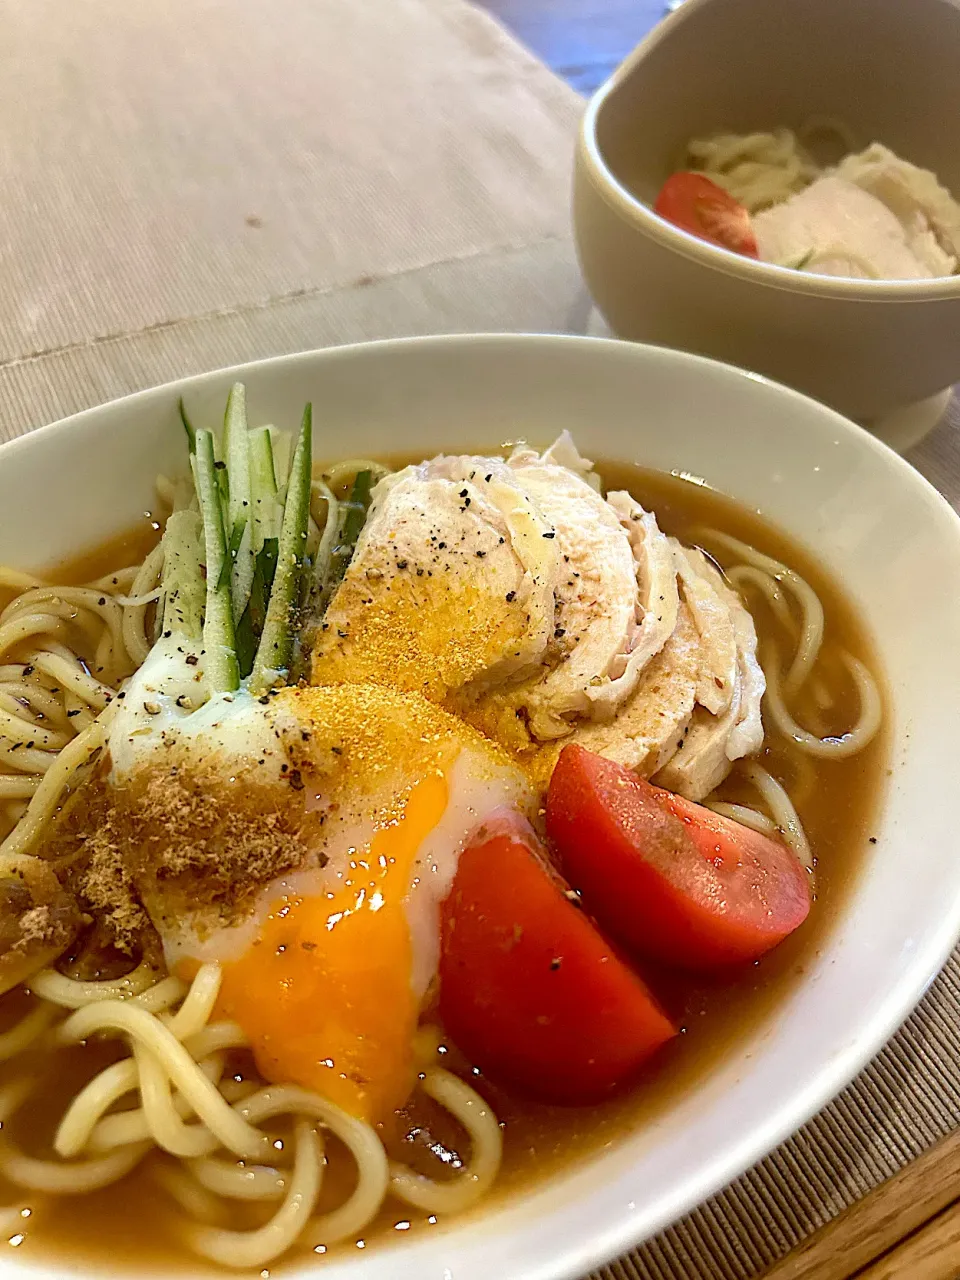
top-left (250, 427), bottom-right (278, 494)
top-left (223, 383), bottom-right (255, 623)
top-left (249, 405), bottom-right (312, 693)
top-left (217, 514), bottom-right (248, 591)
top-left (161, 509), bottom-right (205, 640)
top-left (244, 423), bottom-right (281, 659)
top-left (195, 429), bottom-right (240, 693)
top-left (178, 399), bottom-right (197, 454)
top-left (214, 457), bottom-right (229, 507)
top-left (248, 555), bottom-right (270, 628)
top-left (234, 609), bottom-right (258, 681)
top-left (249, 426), bottom-right (282, 551)
top-left (258, 536), bottom-right (280, 599)
top-left (235, 538), bottom-right (276, 679)
top-left (270, 428), bottom-right (292, 503)
top-left (329, 469), bottom-right (373, 586)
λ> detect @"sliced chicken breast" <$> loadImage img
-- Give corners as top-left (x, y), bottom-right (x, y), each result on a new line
top-left (754, 175), bottom-right (942, 279)
top-left (559, 600), bottom-right (700, 777)
top-left (726, 601), bottom-right (765, 762)
top-left (586, 492), bottom-right (679, 718)
top-left (654, 550), bottom-right (765, 801)
top-left (671, 540), bottom-right (737, 716)
top-left (836, 143), bottom-right (960, 274)
top-left (312, 438), bottom-right (768, 796)
top-left (311, 459), bottom-right (560, 700)
top-left (502, 437), bottom-right (646, 739)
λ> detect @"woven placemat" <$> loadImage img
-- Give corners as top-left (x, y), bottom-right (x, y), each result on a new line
top-left (1, 2), bottom-right (959, 1277)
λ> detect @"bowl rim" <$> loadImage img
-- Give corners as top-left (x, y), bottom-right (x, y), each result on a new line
top-left (578, 0), bottom-right (960, 304)
top-left (5, 332), bottom-right (960, 1280)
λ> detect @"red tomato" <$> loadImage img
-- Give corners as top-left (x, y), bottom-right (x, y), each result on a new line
top-left (439, 811), bottom-right (677, 1104)
top-left (654, 172), bottom-right (759, 257)
top-left (546, 745), bottom-right (810, 971)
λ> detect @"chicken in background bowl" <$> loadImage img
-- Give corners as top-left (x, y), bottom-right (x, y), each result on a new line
top-left (655, 128), bottom-right (960, 280)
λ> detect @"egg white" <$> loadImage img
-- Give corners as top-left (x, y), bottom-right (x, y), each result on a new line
top-left (109, 669), bottom-right (533, 1018)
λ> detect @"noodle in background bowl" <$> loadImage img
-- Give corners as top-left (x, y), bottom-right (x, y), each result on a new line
top-left (573, 0), bottom-right (960, 425)
top-left (3, 332), bottom-right (960, 1278)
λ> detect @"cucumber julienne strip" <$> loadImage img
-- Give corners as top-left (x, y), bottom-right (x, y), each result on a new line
top-left (165, 387), bottom-right (331, 694)
top-left (194, 429), bottom-right (240, 693)
top-left (234, 537), bottom-right (279, 680)
top-left (235, 424), bottom-right (281, 679)
top-left (223, 383), bottom-right (255, 624)
top-left (161, 509), bottom-right (205, 641)
top-left (249, 426), bottom-right (282, 562)
top-left (249, 405), bottom-right (313, 693)
top-left (330, 469), bottom-right (373, 587)
top-left (234, 607), bottom-right (257, 682)
top-left (217, 515), bottom-right (248, 591)
top-left (250, 462), bottom-right (281, 641)
top-left (269, 429), bottom-right (292, 505)
top-left (178, 399), bottom-right (197, 454)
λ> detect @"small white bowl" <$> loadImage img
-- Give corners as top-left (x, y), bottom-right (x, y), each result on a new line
top-left (4, 334), bottom-right (960, 1280)
top-left (573, 0), bottom-right (960, 427)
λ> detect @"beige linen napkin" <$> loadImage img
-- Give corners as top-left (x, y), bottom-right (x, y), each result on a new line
top-left (1, 2), bottom-right (959, 1278)
top-left (0, 0), bottom-right (583, 430)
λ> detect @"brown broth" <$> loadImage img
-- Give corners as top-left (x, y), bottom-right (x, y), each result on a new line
top-left (0, 465), bottom-right (888, 1274)
top-left (2, 525), bottom-right (162, 609)
top-left (0, 525), bottom-right (163, 671)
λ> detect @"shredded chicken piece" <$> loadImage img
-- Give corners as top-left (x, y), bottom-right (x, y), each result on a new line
top-left (754, 175), bottom-right (949, 279)
top-left (654, 550), bottom-right (765, 800)
top-left (671, 540), bottom-right (737, 716)
top-left (563, 602), bottom-right (700, 777)
top-left (584, 491), bottom-right (679, 719)
top-left (504, 441), bottom-right (639, 737)
top-left (836, 143), bottom-right (960, 273)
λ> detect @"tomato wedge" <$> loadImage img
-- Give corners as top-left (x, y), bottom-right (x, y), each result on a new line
top-left (654, 172), bottom-right (759, 257)
top-left (439, 811), bottom-right (676, 1104)
top-left (546, 745), bottom-right (810, 970)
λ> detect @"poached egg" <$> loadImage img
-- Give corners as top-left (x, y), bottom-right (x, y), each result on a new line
top-left (107, 669), bottom-right (532, 1124)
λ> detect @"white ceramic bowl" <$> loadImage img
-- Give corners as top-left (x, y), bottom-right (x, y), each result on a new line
top-left (4, 334), bottom-right (960, 1280)
top-left (573, 0), bottom-right (960, 425)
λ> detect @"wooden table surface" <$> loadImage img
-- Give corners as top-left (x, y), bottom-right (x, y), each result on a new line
top-left (475, 0), bottom-right (668, 93)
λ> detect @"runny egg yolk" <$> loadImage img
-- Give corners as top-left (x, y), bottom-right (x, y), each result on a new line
top-left (214, 771), bottom-right (449, 1125)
